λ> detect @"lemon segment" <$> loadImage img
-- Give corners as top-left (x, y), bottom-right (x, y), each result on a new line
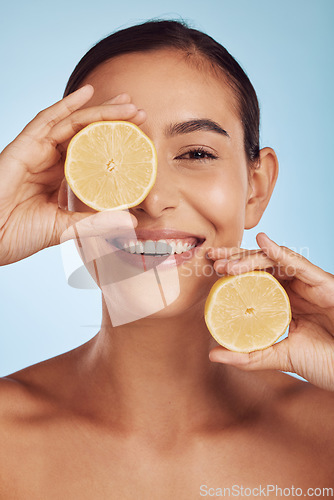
top-left (64, 121), bottom-right (157, 211)
top-left (205, 271), bottom-right (292, 353)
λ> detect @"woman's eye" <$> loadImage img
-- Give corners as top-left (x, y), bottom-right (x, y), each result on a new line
top-left (175, 148), bottom-right (218, 163)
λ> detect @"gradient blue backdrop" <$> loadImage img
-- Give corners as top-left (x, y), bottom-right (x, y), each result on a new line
top-left (1, 0), bottom-right (333, 376)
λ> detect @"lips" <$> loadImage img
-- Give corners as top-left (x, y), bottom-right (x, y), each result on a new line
top-left (113, 228), bottom-right (206, 242)
top-left (107, 228), bottom-right (206, 253)
top-left (104, 228), bottom-right (206, 270)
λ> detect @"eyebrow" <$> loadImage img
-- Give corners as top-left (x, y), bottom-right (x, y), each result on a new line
top-left (164, 119), bottom-right (230, 138)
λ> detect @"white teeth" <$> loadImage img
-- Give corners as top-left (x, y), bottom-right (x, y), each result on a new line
top-left (175, 241), bottom-right (184, 254)
top-left (128, 241), bottom-right (136, 254)
top-left (120, 239), bottom-right (197, 255)
top-left (186, 243), bottom-right (196, 251)
top-left (169, 241), bottom-right (176, 254)
top-left (144, 240), bottom-right (155, 254)
top-left (135, 241), bottom-right (144, 254)
top-left (156, 240), bottom-right (169, 254)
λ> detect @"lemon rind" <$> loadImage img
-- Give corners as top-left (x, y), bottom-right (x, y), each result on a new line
top-left (204, 271), bottom-right (292, 353)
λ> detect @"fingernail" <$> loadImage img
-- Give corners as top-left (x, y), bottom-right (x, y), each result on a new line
top-left (104, 94), bottom-right (127, 104)
top-left (115, 92), bottom-right (129, 98)
top-left (136, 109), bottom-right (146, 118)
top-left (78, 83), bottom-right (94, 92)
top-left (260, 232), bottom-right (272, 242)
top-left (229, 254), bottom-right (241, 261)
top-left (109, 94), bottom-right (123, 101)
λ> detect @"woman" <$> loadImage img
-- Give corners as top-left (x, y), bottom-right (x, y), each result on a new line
top-left (0, 19), bottom-right (333, 498)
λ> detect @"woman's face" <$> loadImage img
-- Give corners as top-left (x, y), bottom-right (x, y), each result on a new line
top-left (69, 48), bottom-right (255, 317)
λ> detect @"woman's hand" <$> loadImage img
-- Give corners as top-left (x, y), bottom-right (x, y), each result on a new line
top-left (207, 233), bottom-right (334, 392)
top-left (0, 85), bottom-right (142, 266)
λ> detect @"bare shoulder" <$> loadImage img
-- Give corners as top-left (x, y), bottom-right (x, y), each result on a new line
top-left (0, 375), bottom-right (33, 419)
top-left (261, 370), bottom-right (334, 419)
top-left (0, 368), bottom-right (50, 477)
top-left (0, 351), bottom-right (87, 498)
top-left (0, 350), bottom-right (82, 466)
top-left (0, 345), bottom-right (84, 421)
top-left (0, 361), bottom-right (61, 424)
top-left (242, 370), bottom-right (334, 484)
top-left (277, 372), bottom-right (334, 421)
top-left (0, 373), bottom-right (44, 420)
top-left (261, 370), bottom-right (334, 450)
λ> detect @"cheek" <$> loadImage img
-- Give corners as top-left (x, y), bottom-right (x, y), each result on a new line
top-left (187, 170), bottom-right (247, 247)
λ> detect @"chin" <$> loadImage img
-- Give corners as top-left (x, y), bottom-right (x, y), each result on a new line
top-left (144, 293), bottom-right (206, 321)
top-left (100, 264), bottom-right (214, 326)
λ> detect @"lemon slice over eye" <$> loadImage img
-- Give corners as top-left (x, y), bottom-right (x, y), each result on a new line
top-left (205, 271), bottom-right (292, 353)
top-left (64, 121), bottom-right (157, 211)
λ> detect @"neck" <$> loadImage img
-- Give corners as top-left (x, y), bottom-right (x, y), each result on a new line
top-left (77, 296), bottom-right (244, 438)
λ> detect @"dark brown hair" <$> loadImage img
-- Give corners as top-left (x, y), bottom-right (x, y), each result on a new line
top-left (64, 19), bottom-right (260, 164)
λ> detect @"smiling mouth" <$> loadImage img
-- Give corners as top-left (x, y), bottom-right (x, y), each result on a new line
top-left (107, 236), bottom-right (206, 256)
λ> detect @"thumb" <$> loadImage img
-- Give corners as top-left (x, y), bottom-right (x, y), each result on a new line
top-left (209, 337), bottom-right (294, 373)
top-left (55, 208), bottom-right (138, 245)
top-left (52, 208), bottom-right (94, 246)
top-left (55, 177), bottom-right (138, 245)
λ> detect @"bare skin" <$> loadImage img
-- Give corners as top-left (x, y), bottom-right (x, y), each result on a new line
top-left (1, 351), bottom-right (333, 499)
top-left (0, 49), bottom-right (333, 499)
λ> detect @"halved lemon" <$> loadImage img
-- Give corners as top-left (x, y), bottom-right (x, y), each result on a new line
top-left (205, 271), bottom-right (291, 353)
top-left (64, 121), bottom-right (157, 211)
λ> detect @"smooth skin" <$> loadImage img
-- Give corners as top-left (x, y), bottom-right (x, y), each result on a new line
top-left (208, 235), bottom-right (334, 391)
top-left (0, 49), bottom-right (333, 499)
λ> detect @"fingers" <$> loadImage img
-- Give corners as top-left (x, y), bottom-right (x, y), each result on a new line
top-left (105, 93), bottom-right (132, 104)
top-left (206, 245), bottom-right (247, 259)
top-left (208, 246), bottom-right (276, 276)
top-left (48, 103), bottom-right (145, 145)
top-left (58, 209), bottom-right (138, 244)
top-left (209, 337), bottom-right (293, 373)
top-left (23, 87), bottom-right (147, 147)
top-left (207, 233), bottom-right (329, 287)
top-left (256, 233), bottom-right (328, 285)
top-left (23, 84), bottom-right (95, 136)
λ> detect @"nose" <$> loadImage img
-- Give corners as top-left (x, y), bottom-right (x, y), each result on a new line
top-left (131, 159), bottom-right (180, 219)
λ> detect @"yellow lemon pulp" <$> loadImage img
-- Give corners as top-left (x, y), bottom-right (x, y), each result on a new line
top-left (64, 121), bottom-right (157, 211)
top-left (205, 271), bottom-right (291, 353)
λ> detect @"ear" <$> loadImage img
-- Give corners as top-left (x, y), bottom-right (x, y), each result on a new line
top-left (244, 147), bottom-right (279, 229)
top-left (58, 177), bottom-right (69, 210)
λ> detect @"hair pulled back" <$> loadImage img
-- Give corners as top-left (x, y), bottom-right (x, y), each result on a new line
top-left (64, 19), bottom-right (260, 164)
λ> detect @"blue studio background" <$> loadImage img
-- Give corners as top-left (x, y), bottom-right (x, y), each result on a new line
top-left (0, 0), bottom-right (333, 376)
